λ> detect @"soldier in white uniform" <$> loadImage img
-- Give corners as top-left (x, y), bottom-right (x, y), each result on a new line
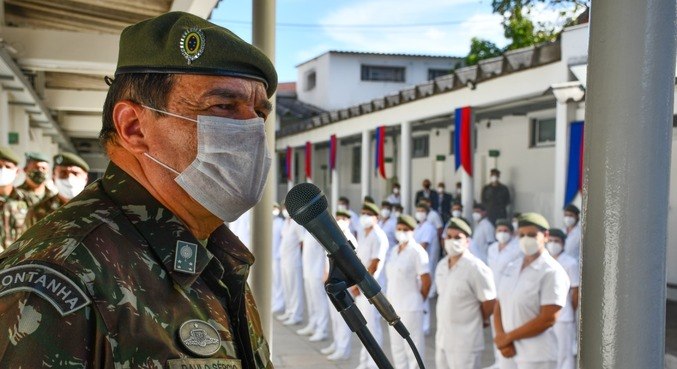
top-left (435, 217), bottom-right (496, 369)
top-left (494, 213), bottom-right (570, 369)
top-left (276, 207), bottom-right (306, 325)
top-left (297, 230), bottom-right (330, 341)
top-left (414, 202), bottom-right (441, 335)
top-left (338, 196), bottom-right (361, 236)
top-left (545, 229), bottom-right (579, 369)
top-left (272, 203), bottom-right (285, 313)
top-left (321, 210), bottom-right (356, 361)
top-left (562, 204), bottom-right (581, 260)
top-left (470, 203), bottom-right (495, 264)
top-left (487, 219), bottom-right (522, 368)
top-left (386, 214), bottom-right (431, 369)
top-left (355, 202), bottom-right (389, 369)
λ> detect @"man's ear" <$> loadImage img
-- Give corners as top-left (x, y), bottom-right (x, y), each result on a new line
top-left (112, 100), bottom-right (148, 154)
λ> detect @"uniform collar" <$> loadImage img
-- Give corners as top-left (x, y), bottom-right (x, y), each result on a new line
top-left (525, 250), bottom-right (550, 271)
top-left (101, 163), bottom-right (254, 289)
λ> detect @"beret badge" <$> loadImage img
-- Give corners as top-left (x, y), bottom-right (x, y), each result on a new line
top-left (179, 27), bottom-right (205, 65)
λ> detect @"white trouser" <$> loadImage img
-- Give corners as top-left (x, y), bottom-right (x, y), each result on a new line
top-left (515, 362), bottom-right (557, 369)
top-left (422, 298), bottom-right (431, 334)
top-left (280, 259), bottom-right (304, 322)
top-left (328, 296), bottom-right (352, 356)
top-left (356, 294), bottom-right (383, 369)
top-left (491, 319), bottom-right (517, 369)
top-left (435, 348), bottom-right (481, 369)
top-left (303, 275), bottom-right (329, 335)
top-left (272, 257), bottom-right (285, 312)
top-left (389, 310), bottom-right (424, 369)
top-left (553, 321), bottom-right (576, 369)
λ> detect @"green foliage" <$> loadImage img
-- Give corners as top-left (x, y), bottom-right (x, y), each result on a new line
top-left (466, 38), bottom-right (503, 66)
top-left (491, 0), bottom-right (588, 15)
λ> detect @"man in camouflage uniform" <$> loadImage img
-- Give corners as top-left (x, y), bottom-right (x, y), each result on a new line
top-left (0, 147), bottom-right (29, 251)
top-left (27, 152), bottom-right (90, 226)
top-left (0, 12), bottom-right (276, 369)
top-left (17, 151), bottom-right (56, 207)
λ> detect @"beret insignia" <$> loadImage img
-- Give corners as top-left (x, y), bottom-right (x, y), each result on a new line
top-left (180, 27), bottom-right (205, 65)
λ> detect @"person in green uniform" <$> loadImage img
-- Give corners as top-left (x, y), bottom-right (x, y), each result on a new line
top-left (0, 146), bottom-right (29, 251)
top-left (0, 12), bottom-right (276, 369)
top-left (17, 151), bottom-right (56, 207)
top-left (26, 152), bottom-right (90, 226)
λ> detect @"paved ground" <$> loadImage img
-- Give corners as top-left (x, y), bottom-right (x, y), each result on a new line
top-left (269, 298), bottom-right (677, 369)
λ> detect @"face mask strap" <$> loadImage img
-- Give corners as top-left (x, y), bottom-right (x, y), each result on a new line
top-left (143, 152), bottom-right (181, 175)
top-left (141, 105), bottom-right (198, 123)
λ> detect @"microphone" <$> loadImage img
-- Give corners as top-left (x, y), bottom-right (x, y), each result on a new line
top-left (285, 183), bottom-right (403, 331)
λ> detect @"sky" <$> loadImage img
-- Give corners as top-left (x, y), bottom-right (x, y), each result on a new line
top-left (211, 0), bottom-right (575, 83)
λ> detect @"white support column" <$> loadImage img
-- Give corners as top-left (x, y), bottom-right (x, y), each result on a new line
top-left (331, 141), bottom-right (340, 214)
top-left (400, 121), bottom-right (412, 213)
top-left (0, 86), bottom-right (9, 147)
top-left (287, 148), bottom-right (294, 194)
top-left (552, 83), bottom-right (585, 226)
top-left (360, 130), bottom-right (371, 201)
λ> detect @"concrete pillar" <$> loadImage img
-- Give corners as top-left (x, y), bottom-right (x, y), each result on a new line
top-left (250, 0), bottom-right (275, 342)
top-left (331, 140), bottom-right (340, 214)
top-left (400, 121), bottom-right (412, 213)
top-left (360, 130), bottom-right (371, 201)
top-left (580, 0), bottom-right (676, 368)
top-left (0, 86), bottom-right (9, 147)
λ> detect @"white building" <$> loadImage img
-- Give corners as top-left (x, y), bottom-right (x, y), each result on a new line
top-left (275, 23), bottom-right (677, 300)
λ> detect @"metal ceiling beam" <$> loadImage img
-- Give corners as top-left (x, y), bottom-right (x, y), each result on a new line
top-left (170, 0), bottom-right (220, 18)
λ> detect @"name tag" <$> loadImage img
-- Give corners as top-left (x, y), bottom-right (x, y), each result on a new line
top-left (166, 358), bottom-right (242, 369)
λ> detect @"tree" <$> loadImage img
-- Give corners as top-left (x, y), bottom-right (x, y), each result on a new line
top-left (490, 0), bottom-right (588, 16)
top-left (502, 7), bottom-right (557, 51)
top-left (466, 38), bottom-right (503, 66)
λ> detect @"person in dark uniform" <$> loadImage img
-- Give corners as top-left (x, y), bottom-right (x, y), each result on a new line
top-left (0, 12), bottom-right (276, 369)
top-left (481, 168), bottom-right (511, 225)
top-left (17, 151), bottom-right (56, 207)
top-left (0, 147), bottom-right (29, 251)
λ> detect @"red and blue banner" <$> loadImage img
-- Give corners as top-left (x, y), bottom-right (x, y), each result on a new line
top-left (305, 141), bottom-right (312, 180)
top-left (285, 146), bottom-right (293, 181)
top-left (564, 121), bottom-right (584, 206)
top-left (454, 106), bottom-right (473, 176)
top-left (374, 126), bottom-right (387, 179)
top-left (329, 135), bottom-right (337, 171)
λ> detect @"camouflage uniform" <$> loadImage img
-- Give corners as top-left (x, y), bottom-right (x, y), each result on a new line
top-left (16, 182), bottom-right (57, 207)
top-left (0, 163), bottom-right (272, 369)
top-left (25, 193), bottom-right (64, 227)
top-left (0, 189), bottom-right (29, 251)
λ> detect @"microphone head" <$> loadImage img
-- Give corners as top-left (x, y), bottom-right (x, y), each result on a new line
top-left (285, 183), bottom-right (328, 225)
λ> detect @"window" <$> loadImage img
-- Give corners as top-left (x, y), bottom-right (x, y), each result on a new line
top-left (352, 146), bottom-right (361, 183)
top-left (305, 70), bottom-right (316, 91)
top-left (361, 65), bottom-right (405, 82)
top-left (428, 68), bottom-right (452, 80)
top-left (412, 135), bottom-right (429, 158)
top-left (531, 117), bottom-right (556, 147)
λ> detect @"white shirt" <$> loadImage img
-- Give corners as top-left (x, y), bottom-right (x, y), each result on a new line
top-left (272, 216), bottom-right (284, 260)
top-left (470, 218), bottom-right (495, 264)
top-left (564, 223), bottom-right (581, 260)
top-left (349, 209), bottom-right (361, 236)
top-left (427, 209), bottom-right (444, 230)
top-left (497, 251), bottom-right (570, 363)
top-left (379, 215), bottom-right (398, 247)
top-left (487, 237), bottom-right (522, 287)
top-left (229, 210), bottom-right (251, 248)
top-left (554, 252), bottom-right (579, 322)
top-left (356, 224), bottom-right (389, 280)
top-left (385, 240), bottom-right (429, 312)
top-left (302, 231), bottom-right (327, 279)
top-left (280, 218), bottom-right (305, 266)
top-left (386, 193), bottom-right (401, 204)
top-left (435, 251), bottom-right (496, 352)
top-left (414, 220), bottom-right (440, 274)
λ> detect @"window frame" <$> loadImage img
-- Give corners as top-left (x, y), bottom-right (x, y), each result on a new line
top-left (360, 64), bottom-right (406, 82)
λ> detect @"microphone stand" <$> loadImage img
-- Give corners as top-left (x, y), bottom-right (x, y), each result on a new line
top-left (325, 256), bottom-right (394, 369)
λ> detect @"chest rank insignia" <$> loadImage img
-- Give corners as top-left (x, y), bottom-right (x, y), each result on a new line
top-left (174, 240), bottom-right (198, 274)
top-left (180, 27), bottom-right (205, 65)
top-left (178, 319), bottom-right (222, 357)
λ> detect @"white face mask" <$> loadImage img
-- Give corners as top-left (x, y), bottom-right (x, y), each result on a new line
top-left (437, 187), bottom-right (444, 193)
top-left (564, 216), bottom-right (577, 228)
top-left (395, 230), bottom-right (411, 244)
top-left (393, 211), bottom-right (401, 218)
top-left (545, 241), bottom-right (563, 256)
top-left (142, 106), bottom-right (271, 222)
top-left (380, 209), bottom-right (391, 218)
top-left (337, 204), bottom-right (348, 212)
top-left (392, 188), bottom-right (399, 195)
top-left (496, 231), bottom-right (511, 244)
top-left (55, 176), bottom-right (87, 200)
top-left (490, 175), bottom-right (498, 183)
top-left (282, 209), bottom-right (290, 218)
top-left (415, 211), bottom-right (427, 222)
top-left (444, 238), bottom-right (465, 256)
top-left (360, 214), bottom-right (375, 229)
top-left (272, 208), bottom-right (280, 217)
top-left (512, 221), bottom-right (519, 232)
top-left (519, 236), bottom-right (541, 256)
top-left (0, 168), bottom-right (17, 186)
top-left (337, 218), bottom-right (350, 232)
top-left (472, 212), bottom-right (482, 222)
top-left (452, 210), bottom-right (462, 218)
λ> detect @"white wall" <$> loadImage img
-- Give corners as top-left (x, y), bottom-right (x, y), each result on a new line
top-left (667, 124), bottom-right (677, 300)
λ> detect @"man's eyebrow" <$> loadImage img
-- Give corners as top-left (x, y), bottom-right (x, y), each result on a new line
top-left (204, 88), bottom-right (272, 111)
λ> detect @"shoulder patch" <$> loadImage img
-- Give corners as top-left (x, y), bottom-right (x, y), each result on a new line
top-left (0, 264), bottom-right (91, 316)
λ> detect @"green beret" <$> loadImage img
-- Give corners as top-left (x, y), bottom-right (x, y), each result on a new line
top-left (548, 228), bottom-right (567, 241)
top-left (448, 217), bottom-right (472, 237)
top-left (495, 218), bottom-right (513, 232)
top-left (0, 146), bottom-right (19, 165)
top-left (54, 152), bottom-right (90, 172)
top-left (564, 204), bottom-right (580, 215)
top-left (362, 202), bottom-right (379, 216)
top-left (397, 214), bottom-right (417, 230)
top-left (115, 12), bottom-right (278, 98)
top-left (518, 212), bottom-right (550, 231)
top-left (335, 209), bottom-right (351, 219)
top-left (25, 151), bottom-right (50, 163)
top-left (416, 202), bottom-right (430, 212)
